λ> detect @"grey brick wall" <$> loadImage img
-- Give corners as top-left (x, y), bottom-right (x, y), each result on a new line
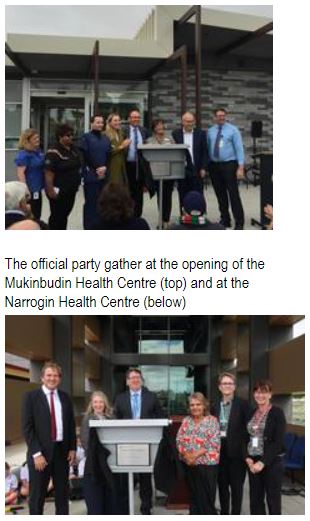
top-left (151, 66), bottom-right (273, 163)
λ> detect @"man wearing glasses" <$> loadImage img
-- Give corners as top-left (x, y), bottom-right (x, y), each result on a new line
top-left (114, 368), bottom-right (163, 515)
top-left (212, 372), bottom-right (250, 514)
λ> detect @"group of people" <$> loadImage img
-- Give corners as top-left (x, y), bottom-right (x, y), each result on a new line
top-left (20, 362), bottom-right (286, 515)
top-left (176, 373), bottom-right (286, 515)
top-left (6, 107), bottom-right (249, 230)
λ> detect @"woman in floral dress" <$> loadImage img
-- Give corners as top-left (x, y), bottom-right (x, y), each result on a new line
top-left (176, 392), bottom-right (221, 514)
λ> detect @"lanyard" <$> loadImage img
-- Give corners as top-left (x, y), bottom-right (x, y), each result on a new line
top-left (252, 406), bottom-right (271, 431)
top-left (220, 402), bottom-right (230, 425)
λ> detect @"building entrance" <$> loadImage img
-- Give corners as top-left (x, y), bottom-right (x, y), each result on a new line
top-left (30, 96), bottom-right (86, 150)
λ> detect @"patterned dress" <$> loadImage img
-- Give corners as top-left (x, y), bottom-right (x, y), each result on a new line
top-left (176, 415), bottom-right (221, 465)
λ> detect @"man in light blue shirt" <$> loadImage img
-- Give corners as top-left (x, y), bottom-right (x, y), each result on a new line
top-left (207, 108), bottom-right (245, 229)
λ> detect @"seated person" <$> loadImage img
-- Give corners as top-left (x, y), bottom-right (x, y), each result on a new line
top-left (264, 204), bottom-right (273, 229)
top-left (94, 182), bottom-right (150, 230)
top-left (7, 219), bottom-right (41, 230)
top-left (5, 462), bottom-right (18, 505)
top-left (5, 181), bottom-right (31, 229)
top-left (170, 191), bottom-right (226, 230)
top-left (19, 462), bottom-right (29, 500)
top-left (70, 436), bottom-right (85, 479)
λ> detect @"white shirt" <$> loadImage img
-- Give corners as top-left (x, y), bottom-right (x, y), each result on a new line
top-left (78, 457), bottom-right (86, 477)
top-left (42, 385), bottom-right (63, 441)
top-left (183, 130), bottom-right (194, 163)
top-left (5, 473), bottom-right (18, 493)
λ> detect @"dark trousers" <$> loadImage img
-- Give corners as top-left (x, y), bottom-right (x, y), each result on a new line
top-left (209, 160), bottom-right (244, 227)
top-left (83, 180), bottom-right (105, 229)
top-left (178, 170), bottom-right (204, 215)
top-left (185, 464), bottom-right (218, 515)
top-left (83, 474), bottom-right (117, 514)
top-left (155, 180), bottom-right (174, 223)
top-left (30, 191), bottom-right (42, 220)
top-left (249, 457), bottom-right (283, 514)
top-left (126, 161), bottom-right (143, 217)
top-left (28, 443), bottom-right (69, 515)
top-left (116, 473), bottom-right (152, 514)
top-left (48, 190), bottom-right (77, 230)
top-left (218, 445), bottom-right (246, 514)
top-left (139, 473), bottom-right (153, 514)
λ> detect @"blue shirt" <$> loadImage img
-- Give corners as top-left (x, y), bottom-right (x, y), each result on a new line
top-left (207, 122), bottom-right (244, 165)
top-left (130, 389), bottom-right (142, 419)
top-left (79, 130), bottom-right (111, 183)
top-left (127, 125), bottom-right (143, 162)
top-left (14, 149), bottom-right (45, 192)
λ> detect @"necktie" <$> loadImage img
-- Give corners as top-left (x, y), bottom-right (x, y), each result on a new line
top-left (133, 127), bottom-right (139, 159)
top-left (132, 393), bottom-right (139, 419)
top-left (213, 124), bottom-right (222, 159)
top-left (50, 391), bottom-right (57, 441)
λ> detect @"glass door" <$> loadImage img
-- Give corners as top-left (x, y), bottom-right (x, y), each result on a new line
top-left (30, 97), bottom-right (85, 150)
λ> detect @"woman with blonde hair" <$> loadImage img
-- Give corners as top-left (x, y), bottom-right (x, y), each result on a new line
top-left (15, 128), bottom-right (44, 219)
top-left (176, 392), bottom-right (220, 514)
top-left (105, 113), bottom-right (131, 184)
top-left (80, 391), bottom-right (116, 514)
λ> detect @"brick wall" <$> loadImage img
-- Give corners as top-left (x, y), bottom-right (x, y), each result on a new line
top-left (151, 66), bottom-right (273, 162)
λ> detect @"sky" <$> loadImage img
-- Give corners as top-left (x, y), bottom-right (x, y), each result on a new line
top-left (6, 5), bottom-right (273, 39)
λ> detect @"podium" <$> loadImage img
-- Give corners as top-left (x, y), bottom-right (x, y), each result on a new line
top-left (90, 419), bottom-right (170, 514)
top-left (138, 144), bottom-right (188, 229)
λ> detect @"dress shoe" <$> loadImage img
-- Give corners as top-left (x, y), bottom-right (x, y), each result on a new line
top-left (234, 224), bottom-right (244, 230)
top-left (219, 220), bottom-right (231, 228)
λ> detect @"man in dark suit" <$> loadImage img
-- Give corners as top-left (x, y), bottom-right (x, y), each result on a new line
top-left (22, 361), bottom-right (76, 515)
top-left (114, 367), bottom-right (163, 515)
top-left (172, 111), bottom-right (208, 212)
top-left (212, 372), bottom-right (250, 515)
top-left (123, 109), bottom-right (149, 217)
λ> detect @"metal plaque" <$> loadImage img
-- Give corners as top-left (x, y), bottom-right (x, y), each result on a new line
top-left (117, 444), bottom-right (150, 466)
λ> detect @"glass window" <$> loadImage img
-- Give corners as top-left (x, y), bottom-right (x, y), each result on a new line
top-left (5, 80), bottom-right (22, 102)
top-left (292, 319), bottom-right (305, 339)
top-left (291, 393), bottom-right (305, 426)
top-left (141, 365), bottom-right (194, 416)
top-left (140, 339), bottom-right (184, 354)
top-left (5, 103), bottom-right (22, 149)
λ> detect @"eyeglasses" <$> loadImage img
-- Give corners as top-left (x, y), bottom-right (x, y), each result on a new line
top-left (220, 382), bottom-right (235, 386)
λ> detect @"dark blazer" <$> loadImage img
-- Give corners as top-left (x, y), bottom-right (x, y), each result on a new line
top-left (123, 124), bottom-right (149, 144)
top-left (114, 386), bottom-right (163, 419)
top-left (245, 405), bottom-right (286, 466)
top-left (172, 128), bottom-right (208, 172)
top-left (22, 387), bottom-right (76, 463)
top-left (212, 396), bottom-right (251, 459)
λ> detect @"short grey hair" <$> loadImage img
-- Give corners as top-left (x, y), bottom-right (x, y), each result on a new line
top-left (5, 181), bottom-right (28, 210)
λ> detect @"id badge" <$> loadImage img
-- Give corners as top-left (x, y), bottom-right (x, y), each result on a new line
top-left (252, 436), bottom-right (259, 448)
top-left (220, 430), bottom-right (226, 438)
top-left (219, 138), bottom-right (224, 148)
top-left (33, 191), bottom-right (39, 200)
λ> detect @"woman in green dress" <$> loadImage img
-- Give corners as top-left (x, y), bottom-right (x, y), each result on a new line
top-left (105, 114), bottom-right (131, 185)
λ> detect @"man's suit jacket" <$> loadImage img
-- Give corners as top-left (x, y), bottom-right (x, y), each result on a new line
top-left (22, 388), bottom-right (76, 463)
top-left (172, 128), bottom-right (208, 173)
top-left (114, 386), bottom-right (163, 419)
top-left (123, 125), bottom-right (149, 147)
top-left (212, 396), bottom-right (251, 460)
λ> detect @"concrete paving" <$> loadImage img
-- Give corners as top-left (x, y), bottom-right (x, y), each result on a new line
top-left (6, 442), bottom-right (304, 515)
top-left (39, 181), bottom-right (263, 230)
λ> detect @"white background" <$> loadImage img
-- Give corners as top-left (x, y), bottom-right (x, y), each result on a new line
top-left (2, 1), bottom-right (309, 518)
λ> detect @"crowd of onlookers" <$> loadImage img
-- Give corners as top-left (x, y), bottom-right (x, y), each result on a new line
top-left (5, 108), bottom-right (273, 231)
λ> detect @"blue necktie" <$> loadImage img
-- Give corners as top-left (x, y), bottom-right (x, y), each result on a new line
top-left (132, 393), bottom-right (139, 419)
top-left (213, 125), bottom-right (222, 159)
top-left (133, 127), bottom-right (139, 159)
